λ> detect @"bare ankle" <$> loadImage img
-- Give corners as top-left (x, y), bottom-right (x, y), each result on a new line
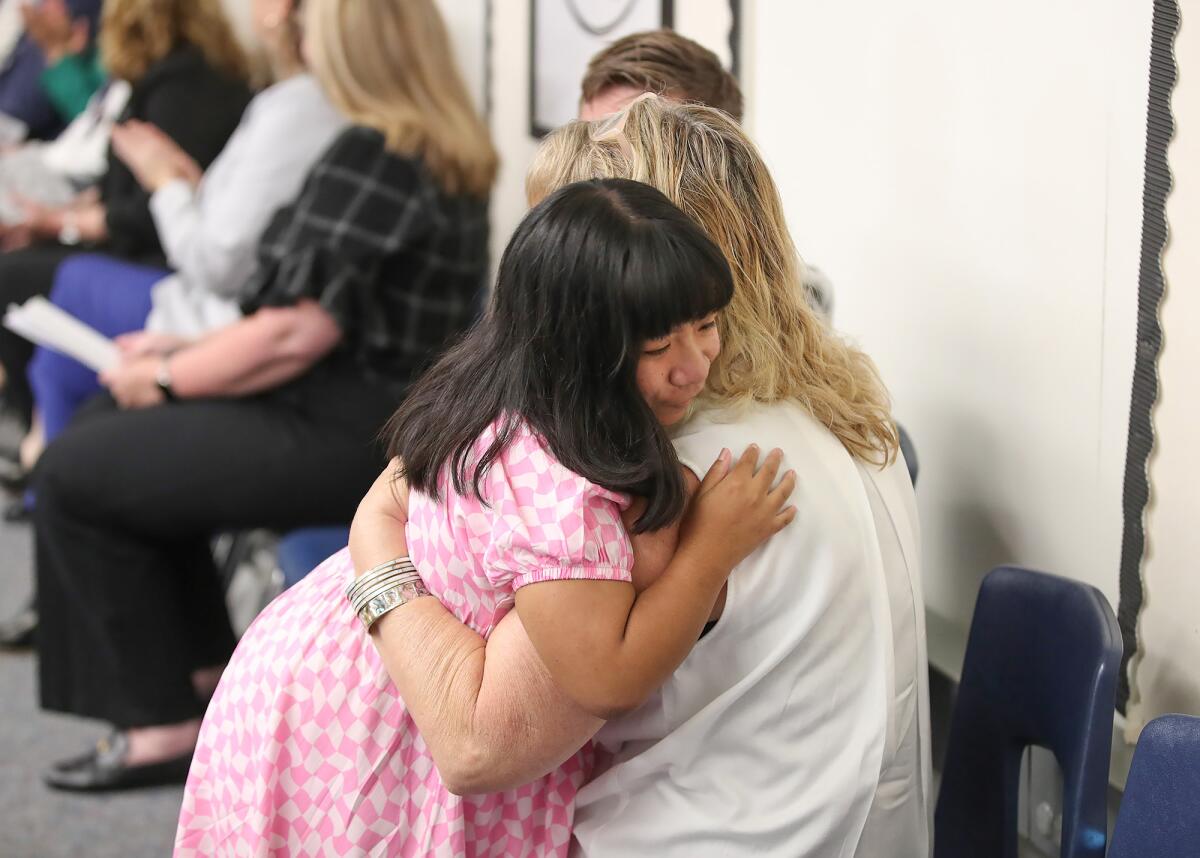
top-left (123, 720), bottom-right (201, 766)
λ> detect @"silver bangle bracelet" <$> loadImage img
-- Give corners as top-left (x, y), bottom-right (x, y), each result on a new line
top-left (350, 568), bottom-right (420, 601)
top-left (356, 578), bottom-right (431, 630)
top-left (351, 573), bottom-right (424, 617)
top-left (346, 556), bottom-right (429, 630)
top-left (345, 557), bottom-right (419, 603)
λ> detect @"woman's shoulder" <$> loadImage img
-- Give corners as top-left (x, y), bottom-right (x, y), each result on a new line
top-left (317, 127), bottom-right (486, 209)
top-left (674, 400), bottom-right (821, 447)
top-left (137, 45), bottom-right (225, 84)
top-left (133, 45), bottom-right (250, 103)
top-left (250, 74), bottom-right (340, 123)
top-left (674, 401), bottom-right (859, 489)
top-left (314, 126), bottom-right (422, 186)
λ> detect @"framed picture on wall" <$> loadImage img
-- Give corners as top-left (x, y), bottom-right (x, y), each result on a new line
top-left (530, 0), bottom-right (675, 137)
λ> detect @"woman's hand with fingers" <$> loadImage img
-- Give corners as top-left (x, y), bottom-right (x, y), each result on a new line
top-left (111, 121), bottom-right (203, 192)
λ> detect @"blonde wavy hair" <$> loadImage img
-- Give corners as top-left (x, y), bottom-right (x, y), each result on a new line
top-left (100, 0), bottom-right (249, 84)
top-left (304, 0), bottom-right (497, 199)
top-left (527, 97), bottom-right (897, 465)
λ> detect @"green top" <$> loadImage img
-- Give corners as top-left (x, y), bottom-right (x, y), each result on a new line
top-left (40, 48), bottom-right (107, 123)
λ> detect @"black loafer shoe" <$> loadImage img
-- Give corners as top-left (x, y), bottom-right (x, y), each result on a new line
top-left (3, 495), bottom-right (30, 522)
top-left (0, 457), bottom-right (29, 493)
top-left (43, 733), bottom-right (193, 792)
top-left (0, 603), bottom-right (36, 649)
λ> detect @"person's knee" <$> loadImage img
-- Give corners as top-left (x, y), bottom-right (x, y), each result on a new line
top-left (27, 347), bottom-right (64, 394)
top-left (28, 343), bottom-right (94, 399)
top-left (49, 254), bottom-right (110, 311)
top-left (34, 434), bottom-right (91, 516)
top-left (33, 409), bottom-right (118, 517)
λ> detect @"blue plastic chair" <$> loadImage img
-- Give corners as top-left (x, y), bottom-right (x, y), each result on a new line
top-left (934, 566), bottom-right (1122, 858)
top-left (277, 526), bottom-right (351, 589)
top-left (1107, 714), bottom-right (1200, 857)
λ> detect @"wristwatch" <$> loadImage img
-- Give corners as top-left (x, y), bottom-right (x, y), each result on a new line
top-left (155, 357), bottom-right (177, 401)
top-left (58, 213), bottom-right (81, 246)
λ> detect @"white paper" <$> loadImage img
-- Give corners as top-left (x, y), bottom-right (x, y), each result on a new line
top-left (3, 296), bottom-right (119, 372)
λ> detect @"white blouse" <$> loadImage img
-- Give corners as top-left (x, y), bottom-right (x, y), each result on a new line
top-left (571, 402), bottom-right (931, 858)
top-left (145, 73), bottom-right (347, 336)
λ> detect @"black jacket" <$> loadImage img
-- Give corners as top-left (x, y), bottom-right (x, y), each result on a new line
top-left (100, 45), bottom-right (252, 263)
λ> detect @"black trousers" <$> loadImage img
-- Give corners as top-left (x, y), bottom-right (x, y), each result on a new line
top-left (34, 367), bottom-right (399, 728)
top-left (0, 243), bottom-right (77, 424)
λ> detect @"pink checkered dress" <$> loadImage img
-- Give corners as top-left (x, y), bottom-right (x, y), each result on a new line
top-left (175, 423), bottom-right (633, 856)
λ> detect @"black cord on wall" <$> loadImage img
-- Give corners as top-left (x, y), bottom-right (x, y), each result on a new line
top-left (1116, 0), bottom-right (1180, 714)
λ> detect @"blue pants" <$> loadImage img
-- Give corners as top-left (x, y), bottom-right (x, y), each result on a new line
top-left (28, 254), bottom-right (169, 442)
top-left (277, 526), bottom-right (351, 588)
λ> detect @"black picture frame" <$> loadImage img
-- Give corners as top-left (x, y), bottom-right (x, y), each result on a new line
top-left (528, 0), bottom-right (681, 138)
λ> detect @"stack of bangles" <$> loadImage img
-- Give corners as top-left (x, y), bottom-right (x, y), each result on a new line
top-left (345, 556), bottom-right (430, 630)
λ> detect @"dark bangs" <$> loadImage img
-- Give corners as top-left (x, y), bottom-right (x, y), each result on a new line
top-left (388, 178), bottom-right (736, 534)
top-left (619, 215), bottom-right (734, 345)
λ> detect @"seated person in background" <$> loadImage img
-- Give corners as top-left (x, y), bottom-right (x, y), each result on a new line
top-left (0, 0), bottom-right (251, 435)
top-left (0, 0), bottom-right (100, 141)
top-left (0, 84), bottom-right (132, 229)
top-left (0, 0), bottom-right (338, 533)
top-left (580, 28), bottom-right (833, 318)
top-left (32, 0), bottom-right (497, 793)
top-left (22, 0), bottom-right (106, 124)
top-left (0, 0), bottom-right (125, 231)
top-left (292, 97), bottom-right (925, 857)
top-left (26, 0), bottom-right (346, 457)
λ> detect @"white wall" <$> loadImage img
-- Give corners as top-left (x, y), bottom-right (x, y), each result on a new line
top-left (487, 0), bottom-right (544, 272)
top-left (433, 0), bottom-right (489, 115)
top-left (1125, 9), bottom-right (1200, 732)
top-left (750, 1), bottom-right (1150, 638)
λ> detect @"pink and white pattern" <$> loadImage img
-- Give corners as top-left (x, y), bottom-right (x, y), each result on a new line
top-left (176, 423), bottom-right (633, 857)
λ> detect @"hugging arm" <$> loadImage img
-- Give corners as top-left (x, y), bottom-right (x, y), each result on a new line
top-left (350, 463), bottom-right (691, 794)
top-left (511, 447), bottom-right (792, 720)
top-left (352, 450), bottom-right (792, 793)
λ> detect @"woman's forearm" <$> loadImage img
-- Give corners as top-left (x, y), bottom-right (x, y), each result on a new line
top-left (170, 302), bottom-right (340, 399)
top-left (371, 601), bottom-right (601, 794)
top-left (349, 475), bottom-right (601, 795)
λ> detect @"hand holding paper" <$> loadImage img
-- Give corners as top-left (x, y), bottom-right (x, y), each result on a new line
top-left (3, 296), bottom-right (120, 372)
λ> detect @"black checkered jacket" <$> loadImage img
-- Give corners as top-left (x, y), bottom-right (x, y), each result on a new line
top-left (241, 126), bottom-right (489, 393)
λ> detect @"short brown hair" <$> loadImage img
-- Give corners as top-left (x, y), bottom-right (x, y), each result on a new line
top-left (580, 30), bottom-right (743, 122)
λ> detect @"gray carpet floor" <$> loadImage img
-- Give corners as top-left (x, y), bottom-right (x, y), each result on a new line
top-left (0, 421), bottom-right (182, 857)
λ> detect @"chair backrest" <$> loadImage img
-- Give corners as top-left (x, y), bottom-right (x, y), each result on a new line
top-left (276, 526), bottom-right (351, 589)
top-left (897, 422), bottom-right (919, 486)
top-left (1108, 714), bottom-right (1200, 858)
top-left (934, 566), bottom-right (1121, 858)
